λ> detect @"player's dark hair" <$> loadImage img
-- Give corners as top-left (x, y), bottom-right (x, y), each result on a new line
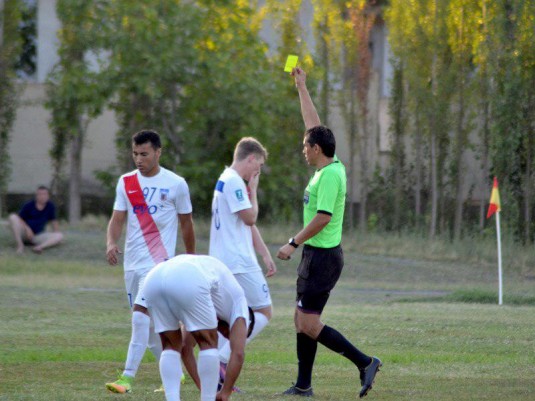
top-left (132, 130), bottom-right (161, 150)
top-left (305, 126), bottom-right (336, 157)
top-left (36, 185), bottom-right (49, 192)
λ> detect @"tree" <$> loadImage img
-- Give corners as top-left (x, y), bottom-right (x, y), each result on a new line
top-left (46, 0), bottom-right (109, 223)
top-left (0, 0), bottom-right (22, 216)
top-left (447, 0), bottom-right (479, 241)
top-left (349, 1), bottom-right (378, 232)
top-left (387, 0), bottom-right (455, 239)
top-left (90, 0), bottom-right (307, 220)
top-left (388, 63), bottom-right (407, 232)
top-left (180, 0), bottom-right (308, 218)
top-left (487, 0), bottom-right (535, 243)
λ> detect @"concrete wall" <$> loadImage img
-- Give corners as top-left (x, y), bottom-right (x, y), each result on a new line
top-left (9, 83), bottom-right (118, 195)
top-left (36, 0), bottom-right (59, 83)
top-left (8, 0), bottom-right (118, 196)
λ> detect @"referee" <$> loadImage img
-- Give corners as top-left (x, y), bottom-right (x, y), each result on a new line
top-left (277, 68), bottom-right (382, 399)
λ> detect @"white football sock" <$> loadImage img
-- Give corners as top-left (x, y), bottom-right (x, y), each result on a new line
top-left (123, 311), bottom-right (150, 377)
top-left (247, 312), bottom-right (269, 342)
top-left (160, 349), bottom-right (182, 401)
top-left (198, 348), bottom-right (219, 401)
top-left (219, 312), bottom-right (269, 364)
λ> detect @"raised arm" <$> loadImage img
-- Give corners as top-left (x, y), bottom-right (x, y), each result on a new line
top-left (292, 67), bottom-right (321, 130)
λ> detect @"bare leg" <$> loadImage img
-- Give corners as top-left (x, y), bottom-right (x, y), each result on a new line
top-left (8, 214), bottom-right (27, 254)
top-left (32, 232), bottom-right (64, 253)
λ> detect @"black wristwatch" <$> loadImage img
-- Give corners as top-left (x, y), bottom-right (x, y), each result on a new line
top-left (288, 237), bottom-right (299, 248)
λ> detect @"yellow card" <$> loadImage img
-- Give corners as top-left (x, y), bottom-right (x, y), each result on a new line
top-left (284, 55), bottom-right (299, 72)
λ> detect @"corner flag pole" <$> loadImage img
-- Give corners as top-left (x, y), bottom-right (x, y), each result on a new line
top-left (487, 176), bottom-right (503, 305)
top-left (495, 210), bottom-right (503, 306)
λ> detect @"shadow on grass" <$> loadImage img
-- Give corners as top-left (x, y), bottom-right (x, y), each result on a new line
top-left (398, 289), bottom-right (535, 306)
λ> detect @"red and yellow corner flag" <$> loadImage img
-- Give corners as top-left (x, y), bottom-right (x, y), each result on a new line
top-left (486, 176), bottom-right (501, 219)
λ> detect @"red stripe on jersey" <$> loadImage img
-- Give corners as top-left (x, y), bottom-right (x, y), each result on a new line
top-left (124, 173), bottom-right (168, 264)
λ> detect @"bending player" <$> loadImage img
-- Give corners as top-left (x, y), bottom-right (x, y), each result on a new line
top-left (142, 254), bottom-right (253, 401)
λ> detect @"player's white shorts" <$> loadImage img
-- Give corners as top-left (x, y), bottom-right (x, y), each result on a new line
top-left (143, 259), bottom-right (249, 334)
top-left (124, 267), bottom-right (151, 309)
top-left (234, 270), bottom-right (272, 310)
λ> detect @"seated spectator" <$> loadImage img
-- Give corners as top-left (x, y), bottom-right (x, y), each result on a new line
top-left (8, 186), bottom-right (63, 254)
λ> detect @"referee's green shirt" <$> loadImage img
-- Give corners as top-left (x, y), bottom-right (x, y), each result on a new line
top-left (303, 157), bottom-right (346, 248)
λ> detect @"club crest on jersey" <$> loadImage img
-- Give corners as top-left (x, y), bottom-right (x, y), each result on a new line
top-left (303, 191), bottom-right (310, 205)
top-left (160, 188), bottom-right (169, 201)
top-left (235, 189), bottom-right (244, 202)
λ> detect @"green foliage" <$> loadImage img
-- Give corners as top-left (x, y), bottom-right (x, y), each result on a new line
top-left (383, 0), bottom-right (535, 242)
top-left (88, 0), bottom-right (309, 220)
top-left (0, 0), bottom-right (23, 215)
top-left (13, 0), bottom-right (36, 78)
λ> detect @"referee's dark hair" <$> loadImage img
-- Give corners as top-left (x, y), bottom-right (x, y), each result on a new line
top-left (305, 126), bottom-right (336, 158)
top-left (132, 129), bottom-right (162, 150)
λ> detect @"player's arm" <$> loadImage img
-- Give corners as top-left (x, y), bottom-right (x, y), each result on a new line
top-left (181, 329), bottom-right (201, 390)
top-left (217, 317), bottom-right (247, 401)
top-left (179, 213), bottom-right (196, 254)
top-left (106, 210), bottom-right (126, 265)
top-left (251, 225), bottom-right (276, 277)
top-left (292, 67), bottom-right (321, 130)
top-left (276, 213), bottom-right (331, 260)
top-left (237, 173), bottom-right (259, 226)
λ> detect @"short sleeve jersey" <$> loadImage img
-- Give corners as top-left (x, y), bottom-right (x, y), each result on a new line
top-left (303, 157), bottom-right (346, 248)
top-left (19, 200), bottom-right (56, 235)
top-left (209, 168), bottom-right (261, 274)
top-left (113, 167), bottom-right (193, 271)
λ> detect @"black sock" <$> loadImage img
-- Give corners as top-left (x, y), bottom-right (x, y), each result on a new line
top-left (317, 325), bottom-right (372, 369)
top-left (295, 333), bottom-right (317, 389)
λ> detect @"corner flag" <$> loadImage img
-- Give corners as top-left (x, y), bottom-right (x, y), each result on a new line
top-left (486, 176), bottom-right (501, 219)
top-left (486, 176), bottom-right (503, 305)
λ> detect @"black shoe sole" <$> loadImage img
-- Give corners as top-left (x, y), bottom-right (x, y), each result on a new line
top-left (359, 360), bottom-right (382, 398)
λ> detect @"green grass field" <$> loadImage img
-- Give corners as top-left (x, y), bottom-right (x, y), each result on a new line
top-left (1, 219), bottom-right (534, 400)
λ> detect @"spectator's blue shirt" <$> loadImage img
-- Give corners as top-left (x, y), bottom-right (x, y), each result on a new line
top-left (18, 200), bottom-right (56, 235)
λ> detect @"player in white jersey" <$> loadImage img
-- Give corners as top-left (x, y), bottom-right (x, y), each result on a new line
top-left (105, 130), bottom-right (196, 394)
top-left (209, 137), bottom-right (276, 387)
top-left (142, 254), bottom-right (252, 401)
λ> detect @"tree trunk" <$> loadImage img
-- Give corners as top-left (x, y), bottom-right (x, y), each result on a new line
top-left (68, 124), bottom-right (84, 224)
top-left (429, 0), bottom-right (439, 239)
top-left (414, 109), bottom-right (423, 224)
top-left (358, 121), bottom-right (368, 234)
top-left (524, 150), bottom-right (532, 243)
top-left (348, 82), bottom-right (357, 231)
top-left (479, 96), bottom-right (490, 231)
top-left (479, 1), bottom-right (491, 232)
top-left (392, 67), bottom-right (404, 232)
top-left (429, 129), bottom-right (438, 239)
top-left (453, 7), bottom-right (466, 242)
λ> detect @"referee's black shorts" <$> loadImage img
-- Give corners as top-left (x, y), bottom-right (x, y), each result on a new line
top-left (296, 244), bottom-right (343, 314)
